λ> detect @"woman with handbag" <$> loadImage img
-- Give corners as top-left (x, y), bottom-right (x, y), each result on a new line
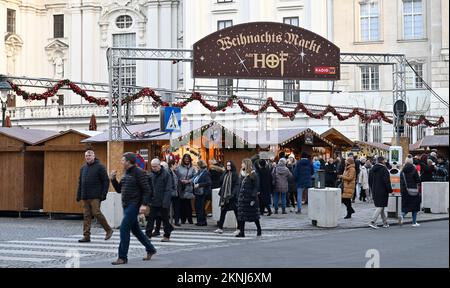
top-left (400, 157), bottom-right (422, 227)
top-left (193, 160), bottom-right (212, 226)
top-left (338, 156), bottom-right (356, 219)
top-left (176, 154), bottom-right (197, 225)
top-left (236, 159), bottom-right (262, 238)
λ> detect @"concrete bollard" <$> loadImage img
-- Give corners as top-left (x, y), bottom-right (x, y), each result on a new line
top-left (422, 182), bottom-right (449, 214)
top-left (308, 188), bottom-right (341, 228)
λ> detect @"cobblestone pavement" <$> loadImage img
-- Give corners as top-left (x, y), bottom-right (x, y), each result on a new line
top-left (0, 217), bottom-right (303, 268)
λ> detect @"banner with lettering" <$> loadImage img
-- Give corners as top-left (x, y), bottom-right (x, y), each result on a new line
top-left (193, 22), bottom-right (340, 80)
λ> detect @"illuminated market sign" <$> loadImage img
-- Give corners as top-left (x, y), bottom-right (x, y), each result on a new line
top-left (193, 22), bottom-right (340, 80)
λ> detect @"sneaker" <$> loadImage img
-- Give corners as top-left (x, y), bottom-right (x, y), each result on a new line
top-left (369, 223), bottom-right (378, 229)
top-left (214, 229), bottom-right (223, 234)
top-left (382, 223), bottom-right (390, 228)
top-left (161, 237), bottom-right (170, 242)
top-left (412, 223), bottom-right (421, 227)
top-left (233, 230), bottom-right (240, 235)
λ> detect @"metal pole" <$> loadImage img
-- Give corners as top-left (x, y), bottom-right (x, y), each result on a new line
top-left (1, 100), bottom-right (6, 127)
top-left (107, 49), bottom-right (113, 141)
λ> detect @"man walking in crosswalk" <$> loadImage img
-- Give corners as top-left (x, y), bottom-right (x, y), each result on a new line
top-left (76, 148), bottom-right (113, 243)
top-left (110, 152), bottom-right (157, 265)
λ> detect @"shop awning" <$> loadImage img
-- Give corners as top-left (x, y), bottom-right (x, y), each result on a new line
top-left (418, 135), bottom-right (449, 148)
top-left (319, 128), bottom-right (354, 148)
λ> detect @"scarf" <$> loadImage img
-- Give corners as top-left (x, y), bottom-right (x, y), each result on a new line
top-left (241, 170), bottom-right (248, 177)
top-left (220, 172), bottom-right (233, 207)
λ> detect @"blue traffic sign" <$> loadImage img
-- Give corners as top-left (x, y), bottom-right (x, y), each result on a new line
top-left (160, 107), bottom-right (181, 132)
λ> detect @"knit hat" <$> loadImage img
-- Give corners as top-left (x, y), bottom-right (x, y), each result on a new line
top-left (123, 152), bottom-right (137, 165)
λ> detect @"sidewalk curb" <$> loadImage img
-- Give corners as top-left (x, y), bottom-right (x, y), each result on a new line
top-left (167, 216), bottom-right (449, 232)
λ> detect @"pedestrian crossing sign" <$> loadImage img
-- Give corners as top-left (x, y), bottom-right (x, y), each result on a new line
top-left (160, 107), bottom-right (182, 132)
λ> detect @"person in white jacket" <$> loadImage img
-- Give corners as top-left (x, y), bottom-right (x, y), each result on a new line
top-left (358, 157), bottom-right (370, 202)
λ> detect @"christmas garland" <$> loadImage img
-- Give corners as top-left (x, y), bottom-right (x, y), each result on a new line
top-left (7, 80), bottom-right (445, 127)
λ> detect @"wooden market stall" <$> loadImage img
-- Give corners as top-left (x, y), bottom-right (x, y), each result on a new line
top-left (0, 127), bottom-right (59, 212)
top-left (353, 141), bottom-right (390, 158)
top-left (29, 129), bottom-right (103, 214)
top-left (319, 128), bottom-right (354, 157)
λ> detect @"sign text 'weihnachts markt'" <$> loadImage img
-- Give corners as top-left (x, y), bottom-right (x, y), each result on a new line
top-left (193, 22), bottom-right (340, 80)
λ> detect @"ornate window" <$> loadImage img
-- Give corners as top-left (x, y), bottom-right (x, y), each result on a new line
top-left (116, 15), bottom-right (133, 29)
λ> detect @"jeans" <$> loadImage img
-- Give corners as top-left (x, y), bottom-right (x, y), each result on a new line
top-left (402, 211), bottom-right (418, 224)
top-left (118, 204), bottom-right (156, 261)
top-left (195, 194), bottom-right (207, 225)
top-left (273, 192), bottom-right (287, 211)
top-left (146, 207), bottom-right (173, 238)
top-left (297, 188), bottom-right (305, 211)
top-left (371, 207), bottom-right (387, 224)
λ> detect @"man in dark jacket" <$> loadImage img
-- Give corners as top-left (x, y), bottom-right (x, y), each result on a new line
top-left (77, 149), bottom-right (112, 243)
top-left (368, 156), bottom-right (392, 229)
top-left (110, 152), bottom-right (156, 265)
top-left (293, 152), bottom-right (314, 214)
top-left (145, 159), bottom-right (174, 242)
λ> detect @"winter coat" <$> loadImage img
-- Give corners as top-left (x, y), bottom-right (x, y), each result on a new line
top-left (324, 162), bottom-right (337, 187)
top-left (193, 168), bottom-right (212, 197)
top-left (111, 165), bottom-right (151, 207)
top-left (368, 163), bottom-right (392, 207)
top-left (77, 159), bottom-right (109, 201)
top-left (209, 164), bottom-right (225, 189)
top-left (255, 160), bottom-right (273, 204)
top-left (149, 167), bottom-right (173, 209)
top-left (313, 160), bottom-right (321, 174)
top-left (400, 163), bottom-right (421, 213)
top-left (287, 169), bottom-right (297, 195)
top-left (294, 158), bottom-right (314, 188)
top-left (420, 162), bottom-right (435, 182)
top-left (237, 172), bottom-right (260, 222)
top-left (218, 170), bottom-right (240, 209)
top-left (168, 169), bottom-right (179, 197)
top-left (341, 163), bottom-right (356, 199)
top-left (358, 165), bottom-right (370, 190)
top-left (176, 164), bottom-right (197, 199)
top-left (271, 163), bottom-right (292, 193)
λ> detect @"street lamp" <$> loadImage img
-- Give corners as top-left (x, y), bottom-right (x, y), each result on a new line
top-left (0, 75), bottom-right (12, 127)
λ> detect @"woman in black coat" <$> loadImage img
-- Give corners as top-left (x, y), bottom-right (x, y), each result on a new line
top-left (214, 161), bottom-right (240, 234)
top-left (193, 160), bottom-right (212, 226)
top-left (324, 158), bottom-right (338, 188)
top-left (419, 154), bottom-right (435, 182)
top-left (255, 159), bottom-right (273, 216)
top-left (236, 158), bottom-right (261, 237)
top-left (400, 158), bottom-right (422, 227)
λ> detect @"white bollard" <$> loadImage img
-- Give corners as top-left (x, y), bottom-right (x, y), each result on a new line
top-left (387, 195), bottom-right (402, 218)
top-left (422, 182), bottom-right (449, 214)
top-left (308, 188), bottom-right (341, 228)
top-left (100, 192), bottom-right (123, 229)
top-left (212, 188), bottom-right (237, 229)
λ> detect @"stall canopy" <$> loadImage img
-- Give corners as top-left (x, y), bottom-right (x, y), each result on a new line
top-left (417, 135), bottom-right (449, 148)
top-left (319, 128), bottom-right (354, 149)
top-left (0, 127), bottom-right (59, 146)
top-left (82, 121), bottom-right (205, 143)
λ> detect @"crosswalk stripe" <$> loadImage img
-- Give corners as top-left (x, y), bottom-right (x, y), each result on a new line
top-left (39, 237), bottom-right (195, 246)
top-left (80, 235), bottom-right (224, 243)
top-left (8, 241), bottom-right (143, 249)
top-left (139, 230), bottom-right (277, 237)
top-left (0, 243), bottom-right (121, 253)
top-left (0, 249), bottom-right (92, 257)
top-left (0, 256), bottom-right (54, 263)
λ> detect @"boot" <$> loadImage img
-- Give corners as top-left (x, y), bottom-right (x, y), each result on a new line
top-left (274, 210), bottom-right (278, 214)
top-left (78, 237), bottom-right (90, 243)
top-left (105, 229), bottom-right (113, 241)
top-left (142, 251), bottom-right (156, 261)
top-left (235, 232), bottom-right (245, 238)
top-left (344, 214), bottom-right (352, 219)
top-left (111, 258), bottom-right (127, 265)
top-left (257, 230), bottom-right (262, 237)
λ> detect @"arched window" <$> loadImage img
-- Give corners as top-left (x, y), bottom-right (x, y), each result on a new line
top-left (116, 15), bottom-right (133, 29)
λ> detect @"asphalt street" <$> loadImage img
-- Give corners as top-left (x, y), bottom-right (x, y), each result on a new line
top-left (84, 220), bottom-right (449, 268)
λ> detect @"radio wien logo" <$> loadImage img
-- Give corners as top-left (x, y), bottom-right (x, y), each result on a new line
top-left (314, 67), bottom-right (336, 75)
